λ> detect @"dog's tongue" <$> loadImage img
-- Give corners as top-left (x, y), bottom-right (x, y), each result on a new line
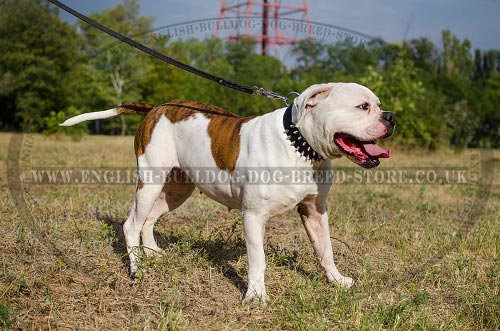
top-left (363, 142), bottom-right (390, 158)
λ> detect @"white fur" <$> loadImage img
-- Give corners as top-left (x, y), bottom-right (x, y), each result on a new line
top-left (63, 82), bottom-right (393, 304)
top-left (59, 108), bottom-right (119, 126)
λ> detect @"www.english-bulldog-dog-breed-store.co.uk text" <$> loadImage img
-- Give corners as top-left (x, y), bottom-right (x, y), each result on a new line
top-left (61, 82), bottom-right (395, 304)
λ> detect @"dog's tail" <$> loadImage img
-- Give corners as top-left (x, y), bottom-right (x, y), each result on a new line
top-left (59, 103), bottom-right (156, 126)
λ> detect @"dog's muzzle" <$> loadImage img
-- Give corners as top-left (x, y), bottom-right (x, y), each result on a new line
top-left (381, 111), bottom-right (395, 138)
top-left (333, 111), bottom-right (395, 169)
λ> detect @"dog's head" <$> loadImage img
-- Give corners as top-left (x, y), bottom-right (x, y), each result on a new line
top-left (292, 82), bottom-right (395, 168)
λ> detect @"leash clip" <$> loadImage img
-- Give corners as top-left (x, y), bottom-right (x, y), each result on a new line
top-left (252, 87), bottom-right (299, 106)
top-left (285, 91), bottom-right (300, 106)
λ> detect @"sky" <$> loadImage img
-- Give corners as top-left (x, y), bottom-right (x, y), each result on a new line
top-left (57, 0), bottom-right (500, 51)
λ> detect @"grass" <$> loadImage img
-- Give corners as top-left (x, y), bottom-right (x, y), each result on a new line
top-left (0, 132), bottom-right (498, 330)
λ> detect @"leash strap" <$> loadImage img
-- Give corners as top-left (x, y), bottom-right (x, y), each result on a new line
top-left (47, 0), bottom-right (290, 103)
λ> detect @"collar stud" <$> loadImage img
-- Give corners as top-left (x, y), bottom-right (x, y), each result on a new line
top-left (282, 105), bottom-right (324, 163)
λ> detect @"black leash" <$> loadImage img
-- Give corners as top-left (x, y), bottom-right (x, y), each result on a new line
top-left (47, 0), bottom-right (293, 104)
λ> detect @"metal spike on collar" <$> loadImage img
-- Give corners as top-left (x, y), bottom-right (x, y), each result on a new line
top-left (283, 105), bottom-right (324, 163)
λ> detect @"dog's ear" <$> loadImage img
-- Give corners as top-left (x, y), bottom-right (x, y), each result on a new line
top-left (292, 83), bottom-right (333, 126)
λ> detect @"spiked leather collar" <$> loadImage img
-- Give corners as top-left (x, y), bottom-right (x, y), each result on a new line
top-left (283, 105), bottom-right (325, 163)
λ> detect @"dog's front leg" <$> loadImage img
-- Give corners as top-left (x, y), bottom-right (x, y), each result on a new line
top-left (242, 211), bottom-right (269, 305)
top-left (298, 198), bottom-right (354, 288)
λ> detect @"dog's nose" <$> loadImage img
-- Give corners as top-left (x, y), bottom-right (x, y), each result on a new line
top-left (381, 111), bottom-right (395, 125)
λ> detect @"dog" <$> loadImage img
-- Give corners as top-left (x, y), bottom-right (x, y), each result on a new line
top-left (61, 82), bottom-right (395, 304)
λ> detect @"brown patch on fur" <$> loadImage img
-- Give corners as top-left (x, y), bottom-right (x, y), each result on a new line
top-left (133, 100), bottom-right (257, 173)
top-left (207, 115), bottom-right (255, 173)
top-left (137, 178), bottom-right (144, 191)
top-left (134, 100), bottom-right (210, 156)
top-left (162, 100), bottom-right (241, 122)
top-left (117, 103), bottom-right (156, 116)
top-left (297, 203), bottom-right (308, 217)
top-left (162, 101), bottom-right (256, 173)
top-left (161, 101), bottom-right (200, 122)
top-left (134, 106), bottom-right (166, 156)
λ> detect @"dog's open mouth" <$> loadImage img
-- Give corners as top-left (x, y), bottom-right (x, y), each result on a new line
top-left (333, 133), bottom-right (390, 168)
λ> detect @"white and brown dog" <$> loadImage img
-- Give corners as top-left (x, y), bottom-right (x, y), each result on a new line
top-left (61, 82), bottom-right (395, 303)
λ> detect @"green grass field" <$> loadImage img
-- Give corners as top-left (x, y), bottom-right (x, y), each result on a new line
top-left (1, 133), bottom-right (498, 330)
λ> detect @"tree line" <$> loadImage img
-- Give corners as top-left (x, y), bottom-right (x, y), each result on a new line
top-left (0, 0), bottom-right (498, 148)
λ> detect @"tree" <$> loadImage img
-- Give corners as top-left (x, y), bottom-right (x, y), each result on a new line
top-left (79, 0), bottom-right (154, 135)
top-left (476, 72), bottom-right (500, 147)
top-left (441, 30), bottom-right (473, 76)
top-left (141, 37), bottom-right (289, 116)
top-left (0, 0), bottom-right (84, 131)
top-left (405, 37), bottom-right (440, 76)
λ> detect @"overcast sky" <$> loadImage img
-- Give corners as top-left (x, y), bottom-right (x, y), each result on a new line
top-left (58, 0), bottom-right (500, 51)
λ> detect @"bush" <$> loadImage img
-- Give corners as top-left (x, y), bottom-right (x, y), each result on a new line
top-left (43, 105), bottom-right (87, 141)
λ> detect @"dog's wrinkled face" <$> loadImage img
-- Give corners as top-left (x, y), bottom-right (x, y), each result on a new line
top-left (293, 82), bottom-right (395, 168)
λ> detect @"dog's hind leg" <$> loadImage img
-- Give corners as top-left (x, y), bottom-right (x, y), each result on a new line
top-left (141, 169), bottom-right (195, 257)
top-left (123, 168), bottom-right (166, 278)
top-left (123, 114), bottom-right (185, 277)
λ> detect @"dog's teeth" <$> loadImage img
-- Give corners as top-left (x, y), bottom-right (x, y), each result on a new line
top-left (290, 124), bottom-right (295, 128)
top-left (307, 147), bottom-right (311, 152)
top-left (302, 142), bottom-right (306, 146)
top-left (297, 136), bottom-right (302, 140)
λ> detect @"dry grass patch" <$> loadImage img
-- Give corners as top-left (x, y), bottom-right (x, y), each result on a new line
top-left (1, 133), bottom-right (498, 330)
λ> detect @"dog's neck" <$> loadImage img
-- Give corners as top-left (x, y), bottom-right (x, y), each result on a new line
top-left (283, 105), bottom-right (325, 163)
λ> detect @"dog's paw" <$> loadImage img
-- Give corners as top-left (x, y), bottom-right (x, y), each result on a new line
top-left (129, 264), bottom-right (138, 279)
top-left (144, 247), bottom-right (165, 258)
top-left (242, 292), bottom-right (269, 307)
top-left (129, 271), bottom-right (138, 284)
top-left (337, 276), bottom-right (355, 289)
top-left (129, 265), bottom-right (148, 282)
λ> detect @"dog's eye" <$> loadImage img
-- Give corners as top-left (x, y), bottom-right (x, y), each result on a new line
top-left (357, 102), bottom-right (370, 111)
